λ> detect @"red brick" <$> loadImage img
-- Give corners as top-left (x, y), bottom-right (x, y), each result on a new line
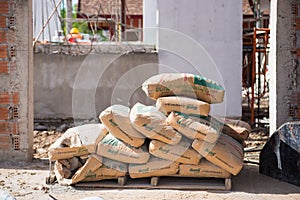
top-left (0, 30), bottom-right (7, 43)
top-left (0, 16), bottom-right (6, 28)
top-left (0, 45), bottom-right (7, 59)
top-left (0, 92), bottom-right (19, 105)
top-left (13, 121), bottom-right (18, 134)
top-left (0, 92), bottom-right (10, 104)
top-left (0, 121), bottom-right (12, 134)
top-left (0, 60), bottom-right (8, 73)
top-left (0, 134), bottom-right (10, 143)
top-left (0, 107), bottom-right (9, 120)
top-left (12, 92), bottom-right (19, 104)
top-left (0, 121), bottom-right (18, 134)
top-left (0, 2), bottom-right (9, 14)
top-left (0, 141), bottom-right (10, 149)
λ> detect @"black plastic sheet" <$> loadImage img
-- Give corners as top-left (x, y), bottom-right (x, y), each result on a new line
top-left (259, 122), bottom-right (300, 186)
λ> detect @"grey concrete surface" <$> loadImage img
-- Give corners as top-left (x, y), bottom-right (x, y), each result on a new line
top-left (269, 0), bottom-right (298, 133)
top-left (34, 52), bottom-right (158, 120)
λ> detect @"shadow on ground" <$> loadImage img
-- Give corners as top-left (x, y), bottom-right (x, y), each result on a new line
top-left (231, 164), bottom-right (300, 194)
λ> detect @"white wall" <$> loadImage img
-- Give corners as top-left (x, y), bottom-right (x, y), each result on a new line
top-left (156, 0), bottom-right (242, 118)
top-left (143, 0), bottom-right (158, 45)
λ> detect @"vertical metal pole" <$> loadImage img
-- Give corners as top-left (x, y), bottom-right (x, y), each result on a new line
top-left (256, 0), bottom-right (261, 28)
top-left (115, 0), bottom-right (119, 41)
top-left (42, 0), bottom-right (45, 42)
top-left (66, 0), bottom-right (72, 34)
top-left (257, 38), bottom-right (261, 124)
top-left (121, 0), bottom-right (126, 33)
top-left (251, 28), bottom-right (257, 125)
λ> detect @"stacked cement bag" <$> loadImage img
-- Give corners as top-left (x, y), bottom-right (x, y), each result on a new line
top-left (141, 73), bottom-right (250, 178)
top-left (99, 105), bottom-right (145, 147)
top-left (52, 105), bottom-right (151, 185)
top-left (48, 124), bottom-right (111, 185)
top-left (96, 133), bottom-right (150, 164)
top-left (130, 102), bottom-right (182, 145)
top-left (142, 73), bottom-right (225, 103)
top-left (50, 72), bottom-right (250, 185)
top-left (48, 123), bottom-right (108, 161)
top-left (51, 121), bottom-right (144, 185)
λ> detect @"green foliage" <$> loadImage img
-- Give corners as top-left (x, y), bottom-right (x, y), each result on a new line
top-left (72, 3), bottom-right (92, 34)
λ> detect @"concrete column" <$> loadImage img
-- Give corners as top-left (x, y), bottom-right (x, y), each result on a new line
top-left (269, 0), bottom-right (296, 134)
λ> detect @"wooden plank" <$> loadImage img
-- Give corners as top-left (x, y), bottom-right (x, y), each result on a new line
top-left (225, 178), bottom-right (231, 190)
top-left (74, 176), bottom-right (231, 191)
top-left (151, 177), bottom-right (159, 186)
top-left (118, 176), bottom-right (127, 186)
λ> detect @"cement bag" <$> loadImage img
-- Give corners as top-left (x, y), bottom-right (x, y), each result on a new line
top-left (179, 159), bottom-right (231, 178)
top-left (130, 102), bottom-right (182, 145)
top-left (97, 133), bottom-right (150, 164)
top-left (217, 117), bottom-right (251, 131)
top-left (129, 157), bottom-right (179, 179)
top-left (149, 139), bottom-right (201, 165)
top-left (221, 124), bottom-right (249, 143)
top-left (156, 96), bottom-right (210, 116)
top-left (192, 134), bottom-right (244, 175)
top-left (216, 117), bottom-right (250, 142)
top-left (99, 105), bottom-right (145, 147)
top-left (71, 154), bottom-right (103, 184)
top-left (166, 112), bottom-right (220, 143)
top-left (48, 124), bottom-right (108, 161)
top-left (142, 73), bottom-right (225, 103)
top-left (80, 158), bottom-right (128, 183)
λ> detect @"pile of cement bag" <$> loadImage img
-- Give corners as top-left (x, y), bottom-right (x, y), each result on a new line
top-left (48, 73), bottom-right (250, 185)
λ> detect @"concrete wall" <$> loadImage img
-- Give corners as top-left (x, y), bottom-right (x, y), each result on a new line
top-left (157, 0), bottom-right (243, 118)
top-left (269, 0), bottom-right (297, 133)
top-left (34, 51), bottom-right (158, 120)
top-left (0, 0), bottom-right (33, 161)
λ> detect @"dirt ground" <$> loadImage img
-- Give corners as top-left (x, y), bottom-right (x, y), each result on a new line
top-left (0, 160), bottom-right (299, 200)
top-left (2, 99), bottom-right (300, 200)
top-left (0, 127), bottom-right (299, 200)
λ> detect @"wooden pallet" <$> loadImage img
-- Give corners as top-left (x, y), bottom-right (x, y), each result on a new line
top-left (74, 176), bottom-right (231, 190)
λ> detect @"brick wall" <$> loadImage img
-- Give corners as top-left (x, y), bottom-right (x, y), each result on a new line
top-left (0, 0), bottom-right (33, 161)
top-left (0, 0), bottom-right (19, 152)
